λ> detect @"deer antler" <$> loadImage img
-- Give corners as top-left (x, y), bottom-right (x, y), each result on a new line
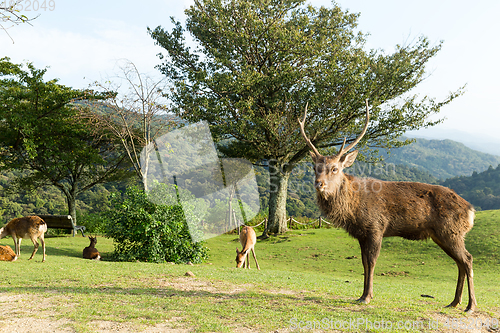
top-left (299, 99), bottom-right (370, 157)
top-left (298, 102), bottom-right (322, 157)
top-left (335, 99), bottom-right (370, 157)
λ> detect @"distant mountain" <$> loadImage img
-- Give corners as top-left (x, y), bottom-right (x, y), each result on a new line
top-left (350, 162), bottom-right (439, 184)
top-left (383, 138), bottom-right (500, 180)
top-left (406, 128), bottom-right (500, 156)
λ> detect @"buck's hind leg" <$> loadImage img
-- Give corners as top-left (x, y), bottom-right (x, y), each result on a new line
top-left (251, 248), bottom-right (260, 270)
top-left (462, 250), bottom-right (476, 312)
top-left (40, 234), bottom-right (46, 262)
top-left (28, 237), bottom-right (39, 261)
top-left (432, 235), bottom-right (476, 312)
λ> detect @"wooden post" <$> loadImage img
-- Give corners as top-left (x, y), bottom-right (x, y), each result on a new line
top-left (233, 209), bottom-right (240, 234)
top-left (237, 214), bottom-right (240, 236)
top-left (228, 199), bottom-right (232, 233)
top-left (318, 216), bottom-right (322, 229)
top-left (288, 216), bottom-right (292, 229)
top-left (264, 217), bottom-right (268, 230)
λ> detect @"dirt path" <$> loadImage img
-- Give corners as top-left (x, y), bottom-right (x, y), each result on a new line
top-left (0, 282), bottom-right (497, 333)
top-left (0, 294), bottom-right (190, 333)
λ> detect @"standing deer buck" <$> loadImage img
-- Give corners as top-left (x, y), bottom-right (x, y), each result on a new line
top-left (298, 99), bottom-right (476, 312)
top-left (236, 226), bottom-right (260, 270)
top-left (0, 216), bottom-right (47, 262)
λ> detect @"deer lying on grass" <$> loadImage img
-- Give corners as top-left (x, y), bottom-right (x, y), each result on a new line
top-left (298, 100), bottom-right (476, 312)
top-left (0, 216), bottom-right (47, 262)
top-left (83, 236), bottom-right (101, 260)
top-left (0, 245), bottom-right (17, 261)
top-left (236, 226), bottom-right (260, 270)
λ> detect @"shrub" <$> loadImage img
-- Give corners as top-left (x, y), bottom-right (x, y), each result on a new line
top-left (104, 185), bottom-right (208, 263)
top-left (78, 212), bottom-right (107, 234)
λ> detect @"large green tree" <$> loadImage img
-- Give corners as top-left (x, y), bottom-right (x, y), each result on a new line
top-left (148, 0), bottom-right (462, 236)
top-left (0, 57), bottom-right (131, 224)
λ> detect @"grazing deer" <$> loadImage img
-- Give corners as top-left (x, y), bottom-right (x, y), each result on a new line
top-left (298, 99), bottom-right (476, 312)
top-left (83, 236), bottom-right (101, 260)
top-left (0, 216), bottom-right (47, 262)
top-left (0, 245), bottom-right (17, 261)
top-left (236, 226), bottom-right (260, 270)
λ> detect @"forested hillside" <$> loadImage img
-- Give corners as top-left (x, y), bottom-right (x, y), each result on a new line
top-left (0, 170), bottom-right (128, 225)
top-left (2, 138), bottom-right (499, 225)
top-left (0, 161), bottom-right (441, 223)
top-left (442, 165), bottom-right (500, 211)
top-left (384, 138), bottom-right (500, 179)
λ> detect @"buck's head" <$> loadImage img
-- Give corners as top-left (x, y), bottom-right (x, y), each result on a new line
top-left (298, 100), bottom-right (370, 196)
top-left (235, 248), bottom-right (246, 268)
top-left (88, 236), bottom-right (97, 246)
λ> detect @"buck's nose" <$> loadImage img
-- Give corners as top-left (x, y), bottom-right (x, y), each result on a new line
top-left (315, 180), bottom-right (325, 190)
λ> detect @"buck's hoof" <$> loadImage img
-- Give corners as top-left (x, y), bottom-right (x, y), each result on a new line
top-left (356, 298), bottom-right (370, 305)
top-left (445, 301), bottom-right (461, 308)
top-left (464, 305), bottom-right (476, 313)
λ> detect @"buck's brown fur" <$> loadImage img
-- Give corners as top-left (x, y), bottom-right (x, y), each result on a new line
top-left (83, 236), bottom-right (101, 260)
top-left (0, 245), bottom-right (17, 261)
top-left (236, 226), bottom-right (260, 270)
top-left (0, 216), bottom-right (47, 262)
top-left (299, 100), bottom-right (476, 312)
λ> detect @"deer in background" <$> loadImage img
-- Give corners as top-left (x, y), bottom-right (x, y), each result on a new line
top-left (83, 236), bottom-right (101, 260)
top-left (236, 226), bottom-right (260, 270)
top-left (298, 99), bottom-right (476, 312)
top-left (0, 245), bottom-right (17, 261)
top-left (0, 216), bottom-right (47, 262)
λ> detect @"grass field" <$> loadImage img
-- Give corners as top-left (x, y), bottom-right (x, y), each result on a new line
top-left (0, 210), bottom-right (499, 332)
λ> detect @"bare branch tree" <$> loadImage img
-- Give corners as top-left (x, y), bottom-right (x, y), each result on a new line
top-left (1, 1), bottom-right (39, 43)
top-left (82, 60), bottom-right (174, 190)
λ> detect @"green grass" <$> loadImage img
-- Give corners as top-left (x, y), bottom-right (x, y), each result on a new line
top-left (0, 210), bottom-right (499, 332)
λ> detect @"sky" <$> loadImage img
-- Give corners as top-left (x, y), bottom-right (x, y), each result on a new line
top-left (2, 0), bottom-right (500, 144)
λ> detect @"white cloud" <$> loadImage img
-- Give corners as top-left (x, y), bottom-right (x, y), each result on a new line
top-left (2, 18), bottom-right (164, 89)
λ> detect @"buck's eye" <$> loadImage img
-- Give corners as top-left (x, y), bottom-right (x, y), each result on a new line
top-left (332, 167), bottom-right (339, 173)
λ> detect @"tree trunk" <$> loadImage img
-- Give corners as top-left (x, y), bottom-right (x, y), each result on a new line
top-left (262, 160), bottom-right (291, 237)
top-left (141, 146), bottom-right (150, 192)
top-left (66, 193), bottom-right (77, 226)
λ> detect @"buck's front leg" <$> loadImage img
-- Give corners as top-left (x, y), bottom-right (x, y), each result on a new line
top-left (14, 236), bottom-right (21, 257)
top-left (357, 237), bottom-right (382, 304)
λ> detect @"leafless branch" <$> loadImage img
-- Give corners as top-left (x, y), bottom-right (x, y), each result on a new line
top-left (80, 60), bottom-right (175, 189)
top-left (1, 1), bottom-right (39, 43)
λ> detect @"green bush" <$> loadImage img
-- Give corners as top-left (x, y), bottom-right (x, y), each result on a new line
top-left (78, 212), bottom-right (107, 234)
top-left (104, 185), bottom-right (208, 263)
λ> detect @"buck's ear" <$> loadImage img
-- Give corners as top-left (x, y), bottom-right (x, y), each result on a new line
top-left (341, 150), bottom-right (358, 168)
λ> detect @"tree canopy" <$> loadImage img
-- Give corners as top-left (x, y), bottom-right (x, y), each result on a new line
top-left (0, 57), bottom-right (132, 223)
top-left (149, 0), bottom-right (462, 235)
